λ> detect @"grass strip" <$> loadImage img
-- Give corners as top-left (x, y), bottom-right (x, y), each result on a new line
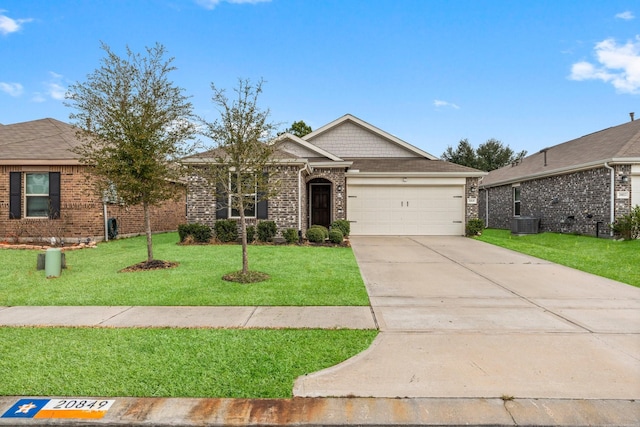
top-left (0, 233), bottom-right (369, 306)
top-left (476, 229), bottom-right (640, 287)
top-left (0, 327), bottom-right (377, 398)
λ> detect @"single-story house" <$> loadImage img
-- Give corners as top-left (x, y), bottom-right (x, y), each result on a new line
top-left (185, 114), bottom-right (485, 236)
top-left (0, 118), bottom-right (187, 243)
top-left (479, 115), bottom-right (640, 236)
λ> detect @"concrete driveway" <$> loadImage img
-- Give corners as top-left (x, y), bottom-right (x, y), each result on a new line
top-left (294, 236), bottom-right (640, 399)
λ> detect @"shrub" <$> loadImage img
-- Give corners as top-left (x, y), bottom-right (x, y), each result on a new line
top-left (214, 219), bottom-right (238, 243)
top-left (306, 227), bottom-right (325, 243)
top-left (283, 228), bottom-right (299, 244)
top-left (466, 218), bottom-right (484, 237)
top-left (246, 225), bottom-right (256, 243)
top-left (612, 205), bottom-right (640, 240)
top-left (257, 221), bottom-right (277, 242)
top-left (177, 223), bottom-right (212, 243)
top-left (309, 224), bottom-right (329, 239)
top-left (331, 220), bottom-right (350, 237)
top-left (328, 229), bottom-right (344, 244)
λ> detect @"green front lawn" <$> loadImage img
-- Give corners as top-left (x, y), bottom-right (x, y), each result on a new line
top-left (0, 327), bottom-right (377, 398)
top-left (476, 229), bottom-right (640, 287)
top-left (0, 233), bottom-right (369, 306)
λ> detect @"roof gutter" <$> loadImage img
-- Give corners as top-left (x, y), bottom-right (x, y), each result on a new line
top-left (346, 171), bottom-right (487, 178)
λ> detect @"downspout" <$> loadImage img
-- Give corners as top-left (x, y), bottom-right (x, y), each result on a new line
top-left (479, 176), bottom-right (488, 228)
top-left (103, 202), bottom-right (109, 242)
top-left (604, 162), bottom-right (615, 236)
top-left (485, 187), bottom-right (489, 228)
top-left (298, 166), bottom-right (306, 232)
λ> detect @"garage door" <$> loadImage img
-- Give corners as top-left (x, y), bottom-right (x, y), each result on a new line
top-left (347, 184), bottom-right (465, 235)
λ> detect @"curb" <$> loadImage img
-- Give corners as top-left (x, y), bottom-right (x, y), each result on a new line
top-left (1, 397), bottom-right (638, 426)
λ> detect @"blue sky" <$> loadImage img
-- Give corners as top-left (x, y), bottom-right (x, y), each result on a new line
top-left (1, 0), bottom-right (638, 157)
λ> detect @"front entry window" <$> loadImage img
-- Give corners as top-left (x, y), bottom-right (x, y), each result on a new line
top-left (229, 173), bottom-right (257, 218)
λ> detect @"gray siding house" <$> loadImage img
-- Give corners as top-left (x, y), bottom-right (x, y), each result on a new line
top-left (479, 117), bottom-right (640, 236)
top-left (185, 114), bottom-right (485, 237)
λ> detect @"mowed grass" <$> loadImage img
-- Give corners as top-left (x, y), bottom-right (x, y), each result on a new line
top-left (476, 229), bottom-right (640, 287)
top-left (0, 327), bottom-right (378, 398)
top-left (0, 233), bottom-right (369, 306)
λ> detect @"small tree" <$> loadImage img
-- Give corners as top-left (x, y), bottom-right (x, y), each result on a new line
top-left (66, 43), bottom-right (196, 266)
top-left (284, 120), bottom-right (312, 138)
top-left (199, 78), bottom-right (278, 282)
top-left (441, 138), bottom-right (477, 168)
top-left (443, 138), bottom-right (527, 172)
top-left (476, 138), bottom-right (526, 172)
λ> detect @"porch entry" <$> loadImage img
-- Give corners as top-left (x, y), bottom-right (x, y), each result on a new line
top-left (309, 180), bottom-right (332, 229)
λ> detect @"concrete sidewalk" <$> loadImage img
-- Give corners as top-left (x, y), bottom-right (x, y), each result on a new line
top-left (0, 305), bottom-right (376, 329)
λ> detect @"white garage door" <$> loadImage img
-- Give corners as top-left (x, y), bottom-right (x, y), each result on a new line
top-left (347, 184), bottom-right (465, 235)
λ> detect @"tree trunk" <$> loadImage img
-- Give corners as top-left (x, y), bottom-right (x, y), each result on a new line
top-left (239, 203), bottom-right (249, 275)
top-left (143, 200), bottom-right (153, 262)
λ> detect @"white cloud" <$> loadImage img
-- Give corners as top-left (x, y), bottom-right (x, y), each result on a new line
top-left (0, 82), bottom-right (23, 97)
top-left (615, 11), bottom-right (635, 20)
top-left (196, 0), bottom-right (271, 10)
top-left (570, 36), bottom-right (640, 94)
top-left (45, 72), bottom-right (67, 100)
top-left (31, 92), bottom-right (46, 103)
top-left (433, 99), bottom-right (460, 109)
top-left (0, 11), bottom-right (33, 35)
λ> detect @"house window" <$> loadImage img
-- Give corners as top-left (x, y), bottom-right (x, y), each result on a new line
top-left (513, 186), bottom-right (521, 217)
top-left (9, 171), bottom-right (60, 220)
top-left (25, 173), bottom-right (51, 218)
top-left (229, 173), bottom-right (257, 218)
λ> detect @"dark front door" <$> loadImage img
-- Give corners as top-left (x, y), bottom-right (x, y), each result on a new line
top-left (311, 184), bottom-right (331, 228)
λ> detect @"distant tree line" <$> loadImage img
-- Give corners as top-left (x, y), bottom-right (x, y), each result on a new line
top-left (441, 138), bottom-right (527, 172)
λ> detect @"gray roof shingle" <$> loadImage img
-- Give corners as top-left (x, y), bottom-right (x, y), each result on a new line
top-left (0, 118), bottom-right (82, 164)
top-left (482, 119), bottom-right (640, 187)
top-left (347, 157), bottom-right (483, 174)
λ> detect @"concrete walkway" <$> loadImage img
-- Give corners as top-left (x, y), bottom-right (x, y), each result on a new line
top-left (1, 236), bottom-right (639, 426)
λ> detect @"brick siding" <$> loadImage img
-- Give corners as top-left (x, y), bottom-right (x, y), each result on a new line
top-left (0, 165), bottom-right (186, 243)
top-left (187, 165), bottom-right (348, 236)
top-left (479, 165), bottom-right (634, 236)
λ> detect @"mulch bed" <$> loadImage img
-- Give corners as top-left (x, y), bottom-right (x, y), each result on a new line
top-left (119, 260), bottom-right (179, 273)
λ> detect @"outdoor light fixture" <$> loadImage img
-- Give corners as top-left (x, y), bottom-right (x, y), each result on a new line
top-left (337, 185), bottom-right (343, 192)
top-left (470, 185), bottom-right (476, 192)
top-left (620, 175), bottom-right (628, 183)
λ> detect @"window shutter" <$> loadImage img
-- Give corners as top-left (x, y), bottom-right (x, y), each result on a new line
top-left (257, 172), bottom-right (268, 219)
top-left (257, 198), bottom-right (268, 219)
top-left (49, 172), bottom-right (61, 219)
top-left (9, 172), bottom-right (21, 219)
top-left (216, 182), bottom-right (228, 219)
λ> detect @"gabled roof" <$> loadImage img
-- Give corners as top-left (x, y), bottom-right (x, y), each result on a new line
top-left (482, 119), bottom-right (640, 188)
top-left (0, 118), bottom-right (82, 165)
top-left (304, 114), bottom-right (438, 160)
top-left (274, 132), bottom-right (343, 161)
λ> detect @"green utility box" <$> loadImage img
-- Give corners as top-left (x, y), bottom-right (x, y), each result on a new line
top-left (45, 248), bottom-right (62, 278)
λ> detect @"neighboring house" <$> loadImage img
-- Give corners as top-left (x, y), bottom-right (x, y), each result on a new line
top-left (0, 118), bottom-right (186, 243)
top-left (479, 116), bottom-right (640, 236)
top-left (185, 114), bottom-right (485, 236)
